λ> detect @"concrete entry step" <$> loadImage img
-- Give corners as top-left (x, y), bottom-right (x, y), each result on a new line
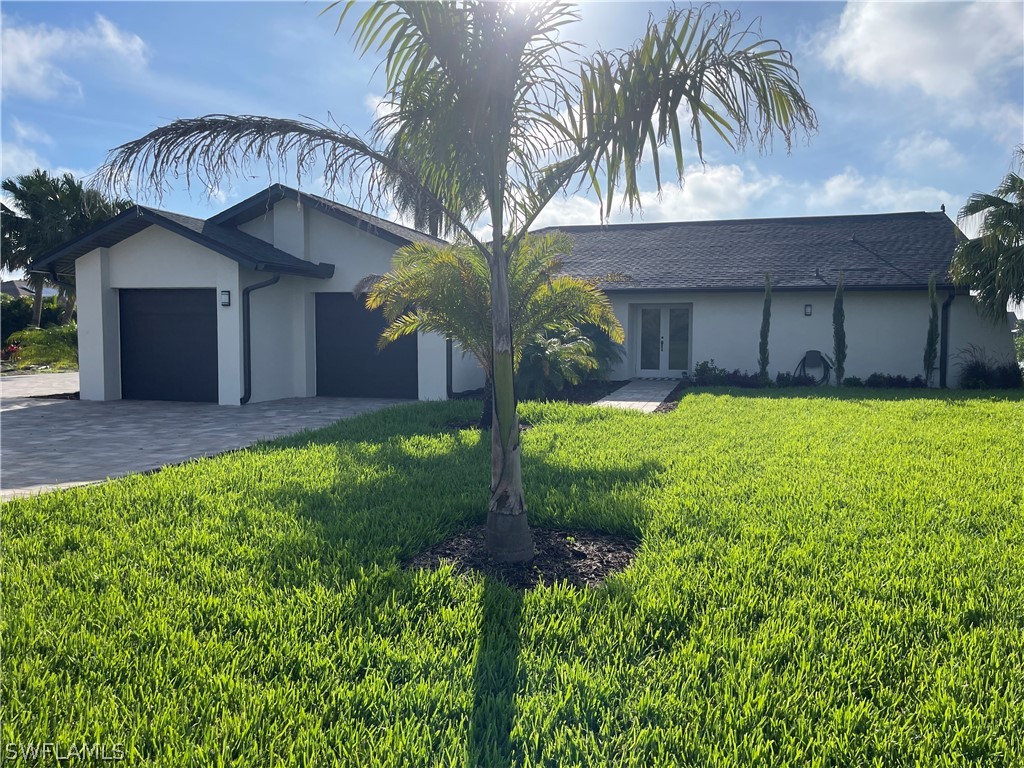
top-left (593, 378), bottom-right (680, 413)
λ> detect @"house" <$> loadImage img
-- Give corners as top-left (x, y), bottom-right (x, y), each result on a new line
top-left (29, 184), bottom-right (1016, 404)
top-left (1, 280), bottom-right (58, 299)
top-left (541, 213), bottom-right (1016, 385)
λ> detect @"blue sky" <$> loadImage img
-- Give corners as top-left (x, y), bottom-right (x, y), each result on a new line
top-left (2, 1), bottom-right (1022, 239)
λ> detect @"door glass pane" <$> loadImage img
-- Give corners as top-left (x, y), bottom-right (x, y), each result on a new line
top-left (640, 308), bottom-right (660, 370)
top-left (668, 308), bottom-right (689, 370)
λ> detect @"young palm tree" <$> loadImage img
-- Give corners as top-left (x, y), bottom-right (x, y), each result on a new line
top-left (98, 2), bottom-right (816, 562)
top-left (2, 170), bottom-right (130, 325)
top-left (360, 231), bottom-right (623, 425)
top-left (952, 146), bottom-right (1024, 319)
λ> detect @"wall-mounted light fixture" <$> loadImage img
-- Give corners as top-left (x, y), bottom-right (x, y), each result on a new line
top-left (220, 290), bottom-right (231, 307)
top-left (804, 304), bottom-right (812, 316)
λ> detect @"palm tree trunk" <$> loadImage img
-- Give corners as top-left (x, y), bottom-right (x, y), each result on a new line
top-left (59, 290), bottom-right (76, 324)
top-left (31, 281), bottom-right (44, 326)
top-left (479, 374), bottom-right (493, 430)
top-left (485, 247), bottom-right (533, 563)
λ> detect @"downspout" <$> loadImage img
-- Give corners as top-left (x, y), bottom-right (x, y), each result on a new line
top-left (240, 272), bottom-right (280, 404)
top-left (446, 338), bottom-right (453, 399)
top-left (939, 289), bottom-right (956, 388)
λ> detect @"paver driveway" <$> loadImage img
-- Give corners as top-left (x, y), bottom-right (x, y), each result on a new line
top-left (1, 373), bottom-right (407, 500)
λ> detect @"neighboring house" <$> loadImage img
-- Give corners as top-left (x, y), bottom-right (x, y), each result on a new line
top-left (29, 184), bottom-right (1016, 404)
top-left (1, 280), bottom-right (57, 299)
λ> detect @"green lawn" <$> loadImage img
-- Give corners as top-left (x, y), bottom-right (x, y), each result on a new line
top-left (3, 392), bottom-right (1023, 766)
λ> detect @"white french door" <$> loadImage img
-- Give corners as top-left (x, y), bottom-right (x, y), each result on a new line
top-left (637, 305), bottom-right (690, 376)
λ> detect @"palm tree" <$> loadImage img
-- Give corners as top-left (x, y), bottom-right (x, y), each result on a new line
top-left (98, 2), bottom-right (817, 562)
top-left (952, 146), bottom-right (1024, 319)
top-left (360, 231), bottom-right (623, 425)
top-left (2, 170), bottom-right (131, 325)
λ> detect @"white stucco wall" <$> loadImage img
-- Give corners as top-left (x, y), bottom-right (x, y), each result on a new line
top-left (243, 271), bottom-right (313, 403)
top-left (947, 296), bottom-right (1017, 385)
top-left (451, 343), bottom-right (486, 393)
top-left (237, 213), bottom-right (274, 245)
top-left (76, 225), bottom-right (244, 405)
top-left (76, 248), bottom-right (120, 401)
top-left (606, 288), bottom-right (1015, 385)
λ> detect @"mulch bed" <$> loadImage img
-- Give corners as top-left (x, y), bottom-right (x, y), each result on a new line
top-left (444, 417), bottom-right (533, 432)
top-left (653, 380), bottom-right (688, 413)
top-left (29, 391), bottom-right (80, 400)
top-left (406, 525), bottom-right (637, 589)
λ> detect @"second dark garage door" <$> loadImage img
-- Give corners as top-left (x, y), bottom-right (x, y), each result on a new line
top-left (315, 293), bottom-right (418, 398)
top-left (120, 288), bottom-right (219, 402)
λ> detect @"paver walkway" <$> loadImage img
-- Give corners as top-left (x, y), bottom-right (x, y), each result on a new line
top-left (1, 371), bottom-right (80, 398)
top-left (594, 378), bottom-right (680, 412)
top-left (1, 375), bottom-right (408, 500)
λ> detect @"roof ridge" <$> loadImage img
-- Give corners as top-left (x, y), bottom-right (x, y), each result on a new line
top-left (534, 210), bottom-right (943, 232)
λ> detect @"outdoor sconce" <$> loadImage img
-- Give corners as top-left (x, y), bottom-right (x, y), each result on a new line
top-left (220, 290), bottom-right (231, 307)
top-left (804, 304), bottom-right (812, 316)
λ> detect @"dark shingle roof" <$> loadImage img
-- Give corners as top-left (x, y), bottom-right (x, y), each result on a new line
top-left (535, 211), bottom-right (961, 291)
top-left (30, 206), bottom-right (335, 279)
top-left (209, 183), bottom-right (447, 247)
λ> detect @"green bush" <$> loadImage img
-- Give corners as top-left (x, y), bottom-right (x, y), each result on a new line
top-left (7, 323), bottom-right (78, 369)
top-left (0, 295), bottom-right (65, 343)
top-left (842, 376), bottom-right (864, 387)
top-left (775, 371), bottom-right (817, 387)
top-left (958, 345), bottom-right (1023, 389)
top-left (863, 372), bottom-right (926, 389)
top-left (517, 324), bottom-right (624, 400)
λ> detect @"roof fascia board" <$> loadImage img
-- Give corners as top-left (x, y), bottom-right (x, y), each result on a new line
top-left (210, 184), bottom-right (414, 247)
top-left (29, 205), bottom-right (148, 272)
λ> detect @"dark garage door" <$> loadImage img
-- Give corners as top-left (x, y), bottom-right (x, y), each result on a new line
top-left (120, 289), bottom-right (218, 402)
top-left (315, 293), bottom-right (417, 398)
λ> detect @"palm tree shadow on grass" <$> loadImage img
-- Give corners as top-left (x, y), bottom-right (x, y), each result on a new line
top-left (244, 405), bottom-right (656, 761)
top-left (251, 405), bottom-right (658, 582)
top-left (468, 577), bottom-right (524, 768)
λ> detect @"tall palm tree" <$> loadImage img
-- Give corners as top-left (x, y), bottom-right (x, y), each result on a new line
top-left (2, 170), bottom-right (131, 325)
top-left (360, 231), bottom-right (623, 424)
top-left (952, 146), bottom-right (1024, 319)
top-left (98, 2), bottom-right (816, 562)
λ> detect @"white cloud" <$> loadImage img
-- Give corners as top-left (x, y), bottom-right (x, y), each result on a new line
top-left (820, 2), bottom-right (1023, 100)
top-left (364, 92), bottom-right (397, 121)
top-left (1, 142), bottom-right (47, 180)
top-left (890, 131), bottom-right (964, 172)
top-left (0, 142), bottom-right (92, 185)
top-left (10, 118), bottom-right (52, 146)
top-left (811, 166), bottom-right (956, 216)
top-left (1, 14), bottom-right (148, 102)
top-left (533, 163), bottom-right (783, 229)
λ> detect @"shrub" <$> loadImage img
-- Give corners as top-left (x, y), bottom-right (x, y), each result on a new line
top-left (692, 360), bottom-right (770, 388)
top-left (993, 362), bottom-right (1023, 389)
top-left (516, 324), bottom-right (624, 400)
top-left (864, 373), bottom-right (913, 388)
top-left (910, 375), bottom-right (928, 388)
top-left (0, 295), bottom-right (64, 343)
top-left (842, 376), bottom-right (864, 387)
top-left (776, 372), bottom-right (817, 387)
top-left (957, 345), bottom-right (1023, 389)
top-left (758, 273), bottom-right (771, 383)
top-left (724, 369), bottom-right (763, 388)
top-left (833, 272), bottom-right (847, 385)
top-left (7, 323), bottom-right (78, 369)
top-left (692, 359), bottom-right (729, 386)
